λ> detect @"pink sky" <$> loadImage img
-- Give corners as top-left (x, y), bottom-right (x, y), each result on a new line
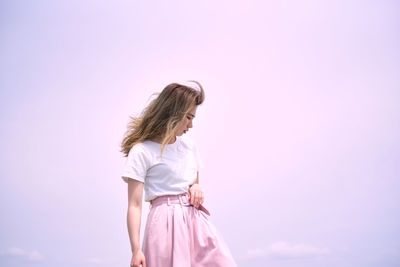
top-left (1, 0), bottom-right (399, 266)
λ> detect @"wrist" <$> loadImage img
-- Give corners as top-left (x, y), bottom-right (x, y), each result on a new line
top-left (132, 244), bottom-right (141, 254)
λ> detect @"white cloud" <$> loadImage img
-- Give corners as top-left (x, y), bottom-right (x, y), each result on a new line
top-left (247, 241), bottom-right (331, 260)
top-left (6, 247), bottom-right (25, 256)
top-left (1, 247), bottom-right (43, 261)
top-left (82, 257), bottom-right (104, 264)
top-left (27, 250), bottom-right (44, 261)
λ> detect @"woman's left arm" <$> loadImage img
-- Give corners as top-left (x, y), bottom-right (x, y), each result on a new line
top-left (189, 171), bottom-right (204, 208)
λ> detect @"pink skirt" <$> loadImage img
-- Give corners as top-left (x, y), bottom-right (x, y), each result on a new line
top-left (142, 193), bottom-right (237, 267)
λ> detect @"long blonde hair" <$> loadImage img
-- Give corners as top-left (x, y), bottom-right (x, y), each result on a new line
top-left (121, 80), bottom-right (205, 158)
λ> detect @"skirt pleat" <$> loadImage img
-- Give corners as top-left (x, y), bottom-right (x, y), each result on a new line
top-left (142, 193), bottom-right (237, 267)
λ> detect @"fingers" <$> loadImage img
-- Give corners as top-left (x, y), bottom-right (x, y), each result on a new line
top-left (191, 191), bottom-right (205, 208)
top-left (131, 253), bottom-right (146, 267)
top-left (200, 191), bottom-right (204, 204)
top-left (189, 185), bottom-right (205, 208)
top-left (132, 259), bottom-right (146, 267)
top-left (195, 191), bottom-right (203, 205)
top-left (195, 191), bottom-right (199, 208)
top-left (190, 191), bottom-right (196, 206)
top-left (189, 191), bottom-right (196, 206)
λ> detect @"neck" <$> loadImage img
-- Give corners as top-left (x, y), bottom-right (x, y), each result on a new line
top-left (150, 136), bottom-right (176, 144)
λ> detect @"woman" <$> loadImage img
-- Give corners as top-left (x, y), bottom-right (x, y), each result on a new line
top-left (120, 81), bottom-right (237, 267)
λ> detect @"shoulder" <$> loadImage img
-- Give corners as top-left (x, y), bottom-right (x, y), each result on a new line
top-left (127, 142), bottom-right (151, 159)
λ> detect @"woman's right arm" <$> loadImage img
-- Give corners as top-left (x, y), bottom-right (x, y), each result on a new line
top-left (127, 179), bottom-right (146, 267)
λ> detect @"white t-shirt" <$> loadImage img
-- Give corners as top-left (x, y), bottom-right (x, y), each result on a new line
top-left (121, 135), bottom-right (204, 202)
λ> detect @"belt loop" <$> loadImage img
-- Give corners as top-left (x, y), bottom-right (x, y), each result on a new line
top-left (167, 196), bottom-right (171, 206)
top-left (178, 194), bottom-right (183, 206)
top-left (178, 194), bottom-right (186, 224)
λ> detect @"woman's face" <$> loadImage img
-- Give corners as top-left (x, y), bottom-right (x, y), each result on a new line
top-left (175, 105), bottom-right (197, 136)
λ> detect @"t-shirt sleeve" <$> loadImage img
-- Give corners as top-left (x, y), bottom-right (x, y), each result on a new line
top-left (121, 144), bottom-right (149, 183)
top-left (193, 142), bottom-right (205, 171)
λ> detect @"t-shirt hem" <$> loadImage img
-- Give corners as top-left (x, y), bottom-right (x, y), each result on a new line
top-left (121, 175), bottom-right (145, 184)
top-left (146, 191), bottom-right (190, 202)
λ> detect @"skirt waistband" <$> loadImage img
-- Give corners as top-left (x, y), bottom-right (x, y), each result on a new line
top-left (150, 193), bottom-right (211, 216)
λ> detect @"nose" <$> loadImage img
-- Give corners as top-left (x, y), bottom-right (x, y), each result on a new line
top-left (188, 120), bottom-right (193, 128)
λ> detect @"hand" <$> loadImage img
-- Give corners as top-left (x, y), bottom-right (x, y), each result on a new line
top-left (189, 183), bottom-right (204, 209)
top-left (131, 249), bottom-right (146, 267)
